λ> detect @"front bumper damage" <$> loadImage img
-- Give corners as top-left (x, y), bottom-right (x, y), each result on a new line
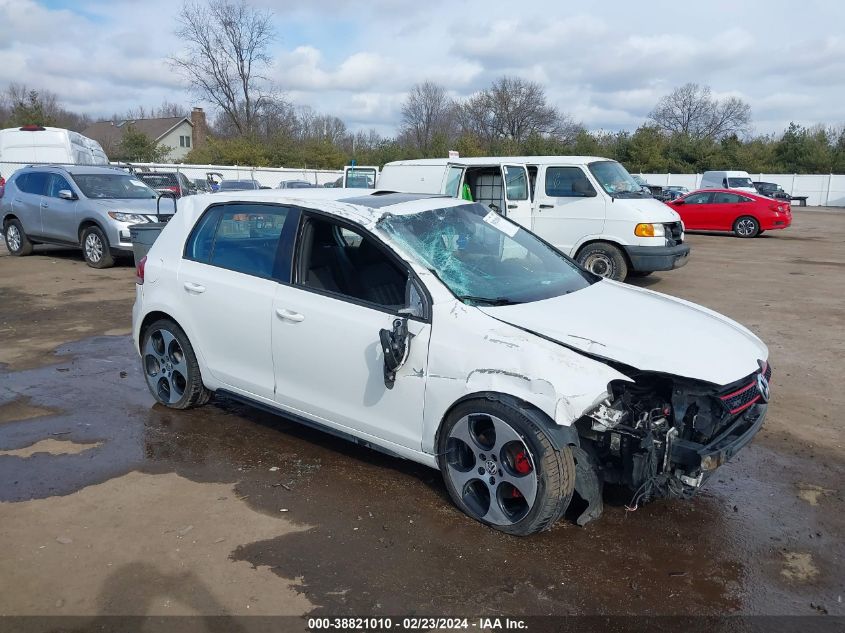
top-left (571, 363), bottom-right (770, 524)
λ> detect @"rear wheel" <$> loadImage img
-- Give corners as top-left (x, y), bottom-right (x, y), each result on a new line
top-left (733, 216), bottom-right (760, 238)
top-left (438, 399), bottom-right (576, 536)
top-left (4, 219), bottom-right (33, 256)
top-left (576, 242), bottom-right (628, 281)
top-left (141, 319), bottom-right (210, 409)
top-left (81, 226), bottom-right (115, 268)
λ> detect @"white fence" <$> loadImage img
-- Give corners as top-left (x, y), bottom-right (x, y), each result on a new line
top-left (0, 160), bottom-right (343, 188)
top-left (638, 173), bottom-right (845, 207)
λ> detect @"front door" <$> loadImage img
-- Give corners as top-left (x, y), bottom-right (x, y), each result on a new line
top-left (675, 192), bottom-right (714, 230)
top-left (501, 164), bottom-right (532, 229)
top-left (40, 173), bottom-right (79, 242)
top-left (178, 202), bottom-right (295, 402)
top-left (532, 165), bottom-right (605, 254)
top-left (272, 213), bottom-right (430, 451)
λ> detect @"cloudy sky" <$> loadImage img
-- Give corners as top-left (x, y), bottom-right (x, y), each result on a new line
top-left (2, 0), bottom-right (843, 136)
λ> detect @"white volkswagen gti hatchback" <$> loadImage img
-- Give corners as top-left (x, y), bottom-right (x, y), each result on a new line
top-left (133, 190), bottom-right (771, 535)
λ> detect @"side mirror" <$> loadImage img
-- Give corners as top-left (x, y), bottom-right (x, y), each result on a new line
top-left (673, 198), bottom-right (685, 205)
top-left (379, 317), bottom-right (409, 389)
top-left (58, 189), bottom-right (76, 200)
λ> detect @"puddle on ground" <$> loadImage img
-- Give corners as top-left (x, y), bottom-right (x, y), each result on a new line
top-left (0, 438), bottom-right (102, 458)
top-left (0, 397), bottom-right (56, 424)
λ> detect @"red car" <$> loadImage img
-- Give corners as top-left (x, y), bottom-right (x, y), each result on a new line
top-left (667, 189), bottom-right (792, 238)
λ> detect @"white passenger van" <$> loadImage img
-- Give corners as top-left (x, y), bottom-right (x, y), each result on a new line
top-left (0, 125), bottom-right (109, 167)
top-left (699, 170), bottom-right (757, 194)
top-left (377, 157), bottom-right (689, 281)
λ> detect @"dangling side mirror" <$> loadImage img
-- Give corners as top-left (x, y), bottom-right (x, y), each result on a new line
top-left (379, 317), bottom-right (409, 389)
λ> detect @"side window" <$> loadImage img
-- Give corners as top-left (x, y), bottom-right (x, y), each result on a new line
top-left (19, 172), bottom-right (48, 195)
top-left (685, 193), bottom-right (712, 204)
top-left (297, 216), bottom-right (408, 311)
top-left (713, 192), bottom-right (742, 204)
top-left (47, 175), bottom-right (72, 198)
top-left (13, 173), bottom-right (30, 193)
top-left (503, 166), bottom-right (528, 200)
top-left (545, 167), bottom-right (596, 197)
top-left (444, 166), bottom-right (464, 197)
top-left (184, 204), bottom-right (291, 279)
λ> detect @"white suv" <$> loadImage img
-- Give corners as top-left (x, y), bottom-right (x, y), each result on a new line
top-left (133, 189), bottom-right (771, 535)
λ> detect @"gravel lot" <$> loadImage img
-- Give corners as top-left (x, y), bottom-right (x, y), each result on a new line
top-left (0, 209), bottom-right (842, 619)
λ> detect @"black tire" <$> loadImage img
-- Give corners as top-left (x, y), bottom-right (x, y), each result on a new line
top-left (575, 242), bottom-right (628, 281)
top-left (733, 216), bottom-right (760, 238)
top-left (80, 225), bottom-right (115, 268)
top-left (141, 319), bottom-right (210, 409)
top-left (437, 398), bottom-right (576, 536)
top-left (3, 219), bottom-right (34, 256)
top-left (628, 271), bottom-right (653, 278)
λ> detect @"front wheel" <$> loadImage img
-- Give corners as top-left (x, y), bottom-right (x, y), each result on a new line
top-left (141, 319), bottom-right (210, 409)
top-left (81, 226), bottom-right (115, 268)
top-left (733, 216), bottom-right (760, 238)
top-left (438, 399), bottom-right (576, 536)
top-left (576, 242), bottom-right (628, 281)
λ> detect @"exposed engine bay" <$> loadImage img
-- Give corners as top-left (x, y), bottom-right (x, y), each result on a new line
top-left (572, 362), bottom-right (771, 523)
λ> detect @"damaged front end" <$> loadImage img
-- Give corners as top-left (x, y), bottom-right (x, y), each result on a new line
top-left (573, 361), bottom-right (771, 520)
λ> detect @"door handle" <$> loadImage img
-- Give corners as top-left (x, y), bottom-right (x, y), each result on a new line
top-left (276, 308), bottom-right (305, 323)
top-left (183, 281), bottom-right (206, 294)
top-left (539, 204), bottom-right (554, 209)
top-left (507, 203), bottom-right (517, 209)
top-left (40, 202), bottom-right (49, 208)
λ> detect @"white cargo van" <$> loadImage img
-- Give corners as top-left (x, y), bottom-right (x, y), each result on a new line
top-left (377, 156), bottom-right (689, 280)
top-left (0, 125), bottom-right (109, 167)
top-left (699, 170), bottom-right (756, 194)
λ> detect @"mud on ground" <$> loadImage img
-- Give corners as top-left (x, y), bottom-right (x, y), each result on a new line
top-left (0, 213), bottom-right (842, 619)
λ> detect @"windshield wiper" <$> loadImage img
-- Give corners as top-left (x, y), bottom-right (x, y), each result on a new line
top-left (457, 295), bottom-right (521, 306)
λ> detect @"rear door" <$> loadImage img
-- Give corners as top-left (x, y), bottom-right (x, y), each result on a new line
top-left (710, 192), bottom-right (747, 231)
top-left (40, 173), bottom-right (79, 242)
top-left (533, 165), bottom-right (605, 254)
top-left (11, 172), bottom-right (48, 237)
top-left (178, 202), bottom-right (295, 402)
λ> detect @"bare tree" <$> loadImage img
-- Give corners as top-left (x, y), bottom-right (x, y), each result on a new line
top-left (649, 83), bottom-right (751, 140)
top-left (400, 81), bottom-right (455, 154)
top-left (170, 0), bottom-right (277, 135)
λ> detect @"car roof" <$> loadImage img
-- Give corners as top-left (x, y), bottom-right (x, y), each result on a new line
top-left (177, 189), bottom-right (467, 228)
top-left (385, 156), bottom-right (612, 167)
top-left (18, 164), bottom-right (129, 176)
top-left (686, 188), bottom-right (764, 199)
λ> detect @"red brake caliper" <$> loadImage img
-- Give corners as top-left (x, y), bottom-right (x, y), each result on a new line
top-left (512, 450), bottom-right (531, 497)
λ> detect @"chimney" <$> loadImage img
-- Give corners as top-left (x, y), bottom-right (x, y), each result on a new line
top-left (190, 107), bottom-right (208, 150)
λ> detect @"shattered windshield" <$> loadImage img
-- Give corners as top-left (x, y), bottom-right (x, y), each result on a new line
top-left (588, 160), bottom-right (648, 197)
top-left (377, 203), bottom-right (593, 306)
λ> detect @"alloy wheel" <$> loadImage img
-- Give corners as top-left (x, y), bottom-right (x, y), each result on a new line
top-left (736, 218), bottom-right (757, 237)
top-left (445, 413), bottom-right (538, 526)
top-left (6, 225), bottom-right (21, 252)
top-left (84, 232), bottom-right (103, 263)
top-left (143, 328), bottom-right (189, 405)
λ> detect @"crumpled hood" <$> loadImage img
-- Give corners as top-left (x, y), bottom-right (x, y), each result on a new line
top-left (479, 281), bottom-right (768, 386)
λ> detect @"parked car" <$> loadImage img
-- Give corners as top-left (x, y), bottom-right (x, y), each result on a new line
top-left (0, 125), bottom-right (109, 165)
top-left (136, 171), bottom-right (197, 198)
top-left (659, 186), bottom-right (689, 202)
top-left (699, 170), bottom-right (757, 194)
top-left (216, 179), bottom-right (264, 192)
top-left (1, 165), bottom-right (173, 267)
top-left (133, 189), bottom-right (771, 535)
top-left (753, 181), bottom-right (790, 200)
top-left (344, 166), bottom-right (379, 188)
top-left (192, 178), bottom-right (213, 193)
top-left (378, 157), bottom-right (689, 281)
top-left (278, 180), bottom-right (315, 189)
top-left (666, 189), bottom-right (791, 238)
top-left (631, 174), bottom-right (657, 196)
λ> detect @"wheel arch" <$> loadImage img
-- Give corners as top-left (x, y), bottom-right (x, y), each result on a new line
top-left (77, 218), bottom-right (108, 243)
top-left (433, 391), bottom-right (580, 456)
top-left (2, 212), bottom-right (19, 228)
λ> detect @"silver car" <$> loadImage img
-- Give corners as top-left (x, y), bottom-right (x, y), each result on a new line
top-left (1, 165), bottom-right (173, 268)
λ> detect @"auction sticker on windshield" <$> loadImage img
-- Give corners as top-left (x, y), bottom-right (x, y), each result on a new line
top-left (483, 210), bottom-right (519, 237)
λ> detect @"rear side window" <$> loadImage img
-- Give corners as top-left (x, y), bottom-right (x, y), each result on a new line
top-left (545, 167), bottom-right (596, 197)
top-left (712, 192), bottom-right (744, 204)
top-left (185, 203), bottom-right (293, 280)
top-left (17, 172), bottom-right (49, 195)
